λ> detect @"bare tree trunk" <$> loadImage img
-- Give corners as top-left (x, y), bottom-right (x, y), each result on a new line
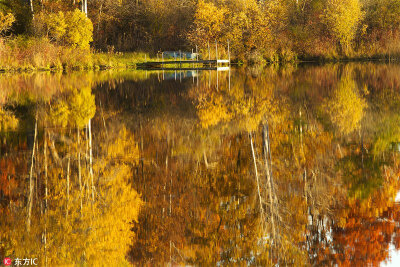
top-left (82, 0), bottom-right (87, 16)
top-left (97, 1), bottom-right (104, 38)
top-left (27, 113), bottom-right (38, 232)
top-left (29, 0), bottom-right (34, 18)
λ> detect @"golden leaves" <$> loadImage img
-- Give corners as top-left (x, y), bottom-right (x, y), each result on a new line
top-left (322, 75), bottom-right (367, 135)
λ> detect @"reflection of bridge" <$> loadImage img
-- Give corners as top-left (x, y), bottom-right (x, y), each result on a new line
top-left (145, 68), bottom-right (231, 91)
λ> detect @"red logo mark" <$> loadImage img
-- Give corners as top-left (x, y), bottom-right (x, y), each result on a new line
top-left (3, 258), bottom-right (12, 266)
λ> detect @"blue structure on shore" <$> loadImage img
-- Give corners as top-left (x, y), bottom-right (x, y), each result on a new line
top-left (163, 51), bottom-right (199, 60)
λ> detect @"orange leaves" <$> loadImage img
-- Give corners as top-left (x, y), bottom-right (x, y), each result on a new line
top-left (0, 158), bottom-right (17, 198)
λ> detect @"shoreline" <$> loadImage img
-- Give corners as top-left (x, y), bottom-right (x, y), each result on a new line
top-left (0, 52), bottom-right (399, 74)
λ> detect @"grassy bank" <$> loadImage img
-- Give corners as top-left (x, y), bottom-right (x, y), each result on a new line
top-left (0, 36), bottom-right (153, 72)
top-left (1, 36), bottom-right (400, 72)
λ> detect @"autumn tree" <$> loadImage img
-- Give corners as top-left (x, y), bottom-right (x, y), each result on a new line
top-left (33, 9), bottom-right (93, 48)
top-left (190, 0), bottom-right (227, 45)
top-left (321, 0), bottom-right (363, 53)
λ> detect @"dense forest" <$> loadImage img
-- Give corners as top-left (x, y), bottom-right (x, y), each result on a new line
top-left (2, 0), bottom-right (400, 66)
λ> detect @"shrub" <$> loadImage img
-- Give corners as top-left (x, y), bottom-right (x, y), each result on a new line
top-left (0, 12), bottom-right (15, 35)
top-left (64, 9), bottom-right (93, 49)
top-left (33, 9), bottom-right (93, 49)
top-left (47, 11), bottom-right (67, 43)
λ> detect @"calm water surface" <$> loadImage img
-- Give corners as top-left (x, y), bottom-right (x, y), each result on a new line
top-left (1, 63), bottom-right (400, 266)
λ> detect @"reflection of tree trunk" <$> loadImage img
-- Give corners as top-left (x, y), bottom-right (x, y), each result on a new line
top-left (249, 132), bottom-right (264, 216)
top-left (262, 125), bottom-right (275, 241)
top-left (99, 100), bottom-right (108, 137)
top-left (89, 119), bottom-right (94, 201)
top-left (43, 130), bottom-right (48, 266)
top-left (337, 144), bottom-right (343, 158)
top-left (203, 150), bottom-right (209, 168)
top-left (66, 153), bottom-right (70, 219)
top-left (35, 131), bottom-right (39, 204)
top-left (48, 135), bottom-right (62, 167)
top-left (44, 130), bottom-right (48, 212)
top-left (77, 127), bottom-right (83, 211)
top-left (27, 113), bottom-right (38, 232)
top-left (299, 110), bottom-right (308, 206)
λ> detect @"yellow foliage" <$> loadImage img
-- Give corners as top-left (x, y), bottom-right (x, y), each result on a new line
top-left (106, 126), bottom-right (140, 162)
top-left (0, 108), bottom-right (18, 132)
top-left (322, 0), bottom-right (363, 52)
top-left (0, 12), bottom-right (15, 35)
top-left (47, 11), bottom-right (67, 43)
top-left (197, 93), bottom-right (232, 128)
top-left (192, 0), bottom-right (227, 42)
top-left (65, 9), bottom-right (93, 49)
top-left (33, 9), bottom-right (93, 49)
top-left (48, 99), bottom-right (70, 128)
top-left (68, 87), bottom-right (96, 128)
top-left (322, 76), bottom-right (367, 135)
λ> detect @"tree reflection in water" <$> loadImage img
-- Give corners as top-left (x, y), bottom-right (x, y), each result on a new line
top-left (1, 63), bottom-right (400, 265)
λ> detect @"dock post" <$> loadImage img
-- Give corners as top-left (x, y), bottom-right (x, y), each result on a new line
top-left (228, 40), bottom-right (230, 65)
top-left (228, 40), bottom-right (231, 91)
top-left (216, 67), bottom-right (219, 91)
top-left (208, 41), bottom-right (211, 62)
top-left (215, 40), bottom-right (218, 67)
top-left (162, 52), bottom-right (164, 80)
top-left (179, 50), bottom-right (182, 68)
top-left (174, 52), bottom-right (176, 68)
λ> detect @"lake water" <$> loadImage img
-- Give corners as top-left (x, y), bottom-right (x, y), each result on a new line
top-left (1, 63), bottom-right (400, 266)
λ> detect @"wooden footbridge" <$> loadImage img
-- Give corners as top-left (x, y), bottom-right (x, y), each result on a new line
top-left (137, 41), bottom-right (231, 71)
